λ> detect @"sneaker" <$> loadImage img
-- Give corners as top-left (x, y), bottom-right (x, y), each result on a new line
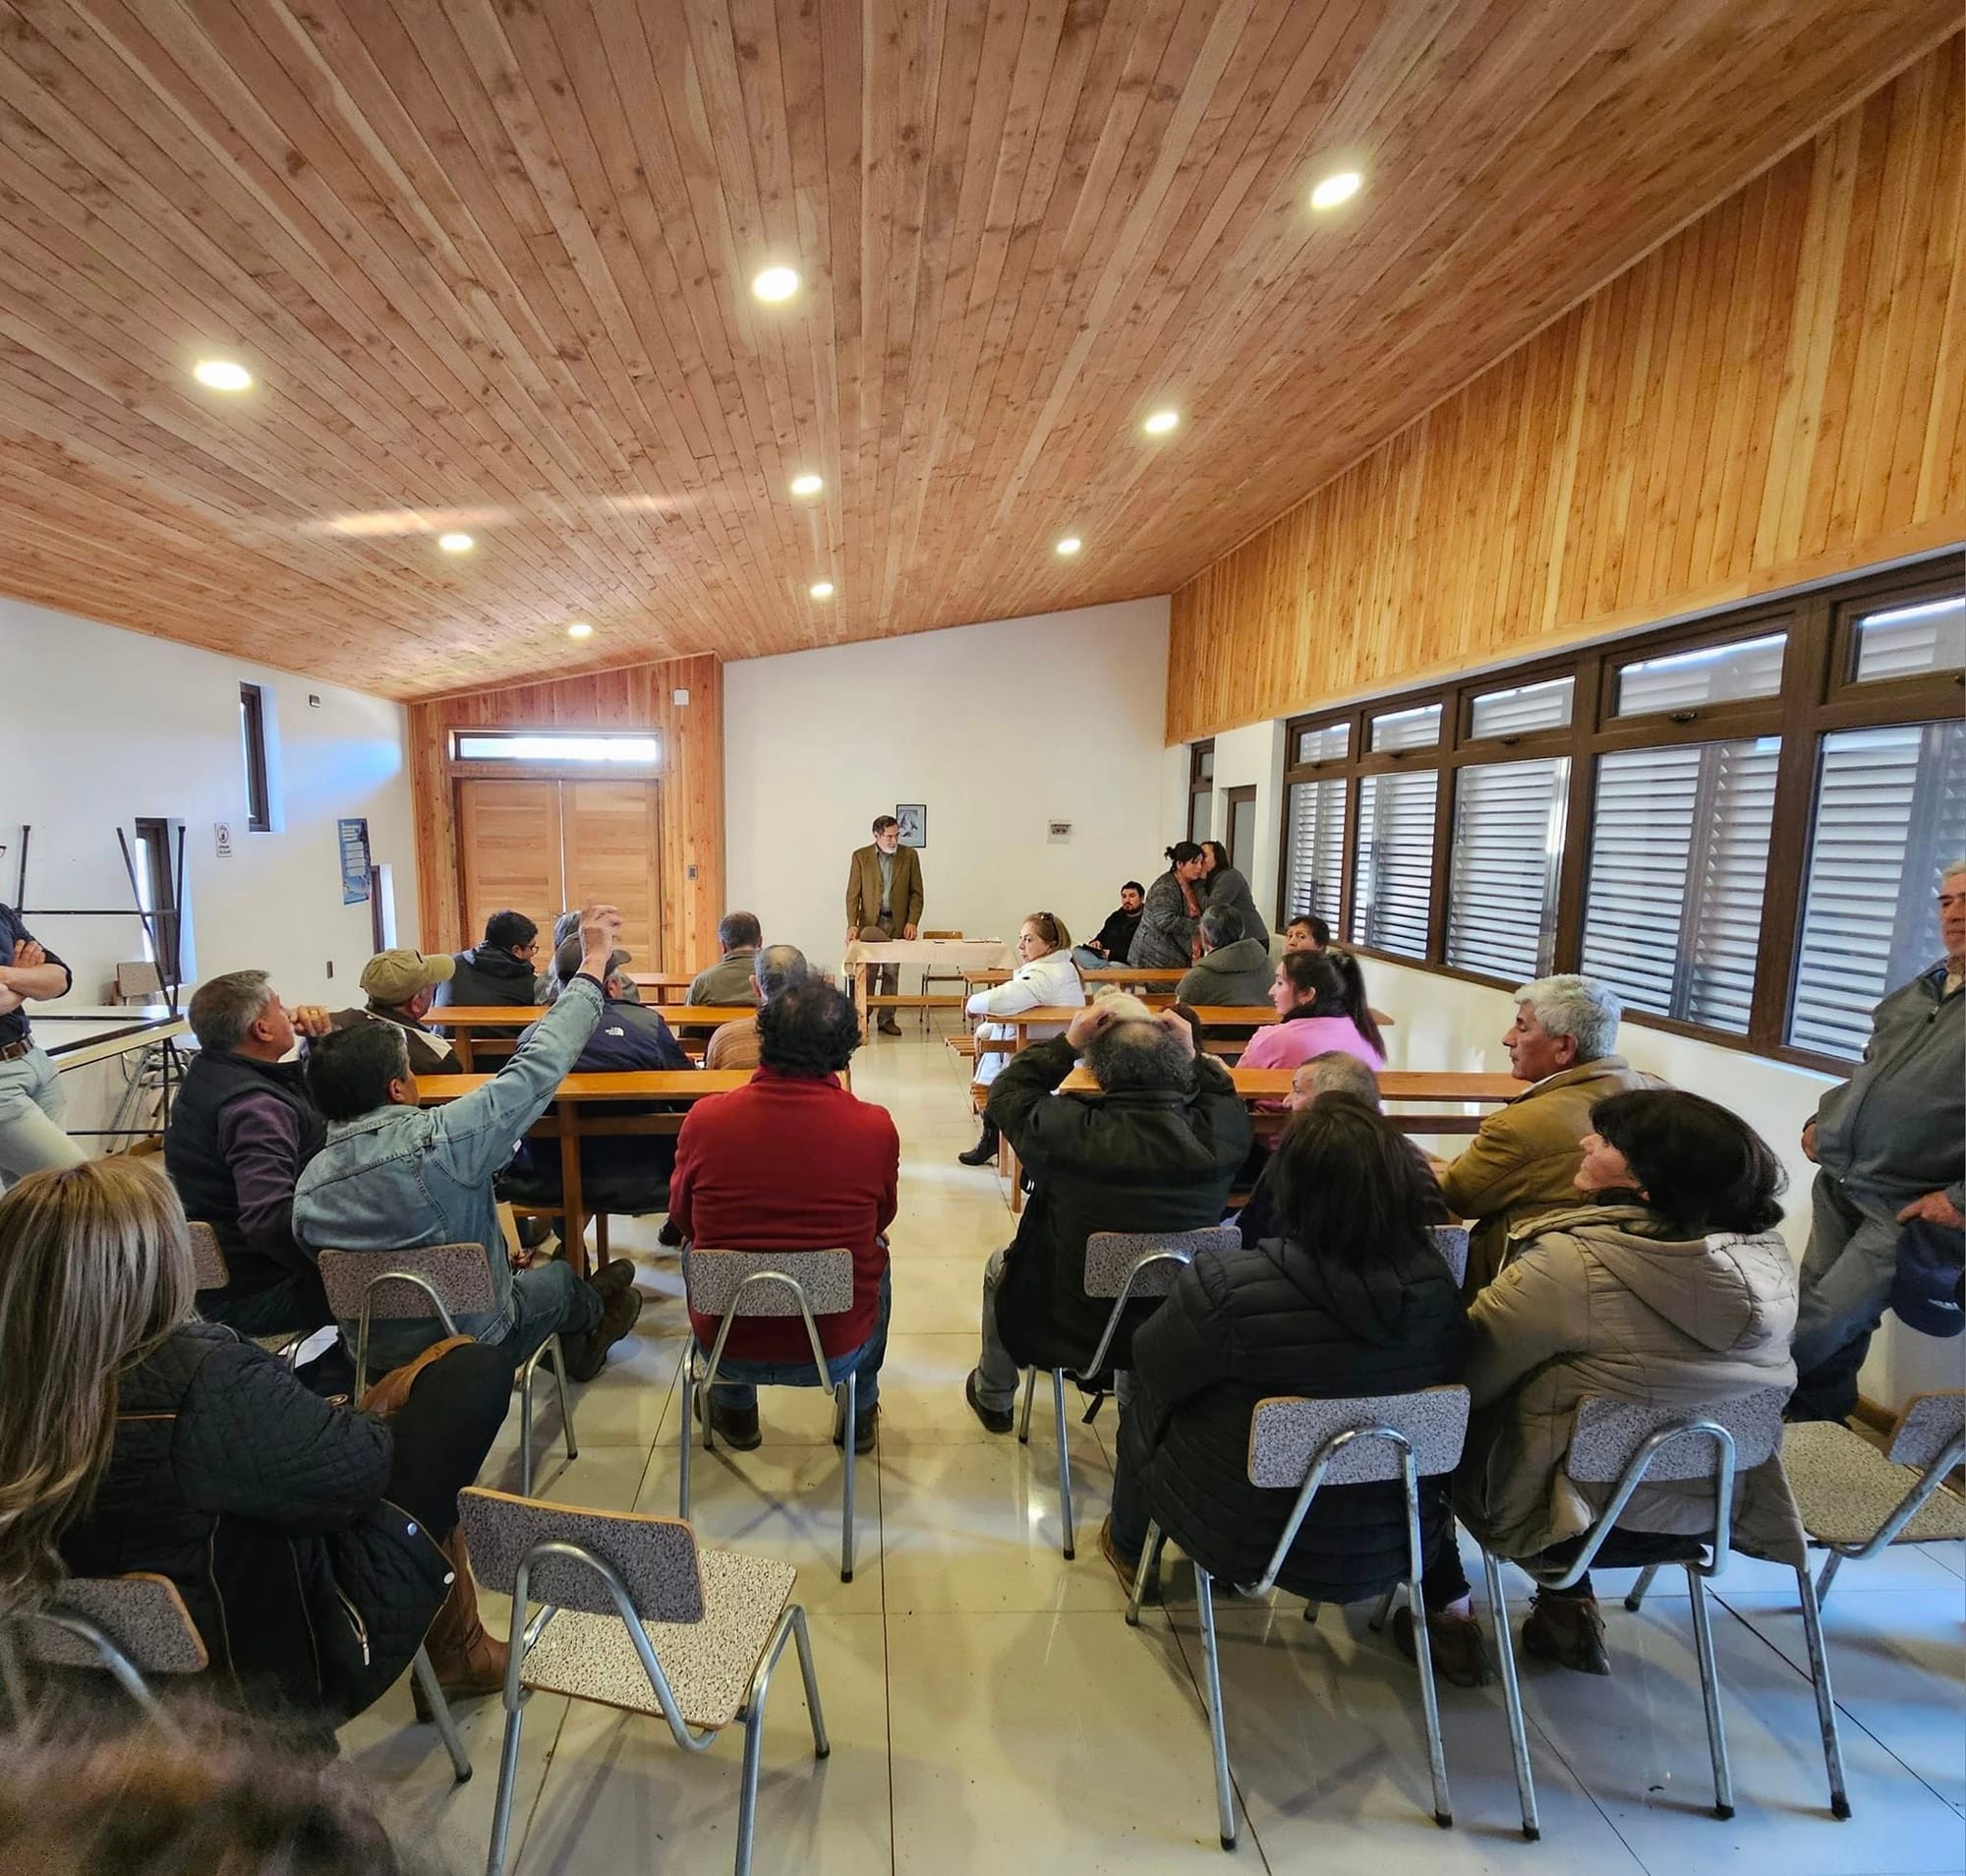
top-left (1392, 1603), bottom-right (1494, 1687)
top-left (833, 1401), bottom-right (880, 1453)
top-left (586, 1257), bottom-right (640, 1299)
top-left (1099, 1515), bottom-right (1155, 1603)
top-left (1522, 1592), bottom-right (1611, 1675)
top-left (694, 1385), bottom-right (763, 1450)
top-left (563, 1286), bottom-right (643, 1382)
top-left (964, 1369), bottom-right (1013, 1435)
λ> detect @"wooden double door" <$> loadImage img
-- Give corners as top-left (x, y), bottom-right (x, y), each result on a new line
top-left (457, 778), bottom-right (662, 967)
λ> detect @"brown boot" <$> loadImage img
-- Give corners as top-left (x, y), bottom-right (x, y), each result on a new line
top-left (412, 1526), bottom-right (509, 1721)
top-left (1522, 1592), bottom-right (1611, 1675)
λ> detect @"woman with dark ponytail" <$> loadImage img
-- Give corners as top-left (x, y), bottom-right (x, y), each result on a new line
top-left (1238, 949), bottom-right (1386, 1071)
top-left (1128, 844), bottom-right (1208, 968)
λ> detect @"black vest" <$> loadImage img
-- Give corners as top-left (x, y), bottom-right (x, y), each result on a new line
top-left (164, 1049), bottom-right (326, 1252)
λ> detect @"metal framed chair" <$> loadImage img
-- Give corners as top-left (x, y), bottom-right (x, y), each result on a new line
top-left (678, 1248), bottom-right (862, 1583)
top-left (1424, 1223), bottom-right (1470, 1287)
top-left (1121, 1386), bottom-right (1518, 1849)
top-left (1019, 1225), bottom-right (1243, 1560)
top-left (917, 928), bottom-right (966, 1031)
top-left (1497, 1386), bottom-right (1849, 1822)
top-left (316, 1243), bottom-right (578, 1498)
top-left (1761, 1390), bottom-right (1966, 1603)
top-left (7, 1572), bottom-right (472, 1785)
top-left (187, 1221), bottom-right (307, 1364)
top-left (459, 1487), bottom-right (828, 1876)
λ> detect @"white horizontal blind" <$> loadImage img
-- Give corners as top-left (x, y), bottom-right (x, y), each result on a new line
top-left (1790, 719), bottom-right (1966, 1058)
top-left (1616, 632), bottom-right (1786, 715)
top-left (1446, 758), bottom-right (1569, 982)
top-left (1581, 738), bottom-right (1779, 1034)
top-left (1350, 770), bottom-right (1437, 958)
top-left (1852, 595), bottom-right (1964, 682)
top-left (1284, 777), bottom-right (1347, 925)
top-left (1371, 703), bottom-right (1442, 752)
top-left (1469, 676), bottom-right (1575, 738)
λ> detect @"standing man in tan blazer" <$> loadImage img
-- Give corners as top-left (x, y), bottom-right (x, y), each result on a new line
top-left (846, 814), bottom-right (925, 1036)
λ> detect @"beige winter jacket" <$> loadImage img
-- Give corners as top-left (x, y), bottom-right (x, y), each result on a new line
top-left (1452, 1202), bottom-right (1807, 1568)
top-left (1438, 1056), bottom-right (1668, 1295)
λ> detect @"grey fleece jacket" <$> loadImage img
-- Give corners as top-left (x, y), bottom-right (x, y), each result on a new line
top-left (1814, 963), bottom-right (1963, 1209)
top-left (1176, 936), bottom-right (1275, 1007)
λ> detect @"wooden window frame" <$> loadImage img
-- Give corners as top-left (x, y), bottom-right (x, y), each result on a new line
top-left (1276, 552), bottom-right (1964, 1075)
top-left (1186, 737), bottom-right (1215, 846)
top-left (239, 683), bottom-right (272, 832)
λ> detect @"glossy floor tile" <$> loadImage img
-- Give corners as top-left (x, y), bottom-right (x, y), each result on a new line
top-left (343, 1033), bottom-right (1966, 1876)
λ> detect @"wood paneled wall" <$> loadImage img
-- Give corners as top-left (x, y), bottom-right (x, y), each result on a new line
top-left (408, 655), bottom-right (723, 969)
top-left (1166, 40), bottom-right (1966, 742)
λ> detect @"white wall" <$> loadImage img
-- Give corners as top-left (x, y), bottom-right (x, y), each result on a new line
top-left (725, 599), bottom-right (1170, 962)
top-left (0, 595), bottom-right (418, 1129)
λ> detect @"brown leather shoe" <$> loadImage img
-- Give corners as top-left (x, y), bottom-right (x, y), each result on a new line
top-left (877, 1017), bottom-right (903, 1036)
top-left (695, 1385), bottom-right (763, 1450)
top-left (1522, 1592), bottom-right (1611, 1675)
top-left (1099, 1515), bottom-right (1154, 1603)
top-left (563, 1286), bottom-right (643, 1382)
top-left (412, 1527), bottom-right (509, 1721)
top-left (1392, 1603), bottom-right (1494, 1687)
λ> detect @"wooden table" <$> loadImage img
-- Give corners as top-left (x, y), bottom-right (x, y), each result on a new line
top-left (1060, 1065), bottom-right (1521, 1136)
top-left (979, 1005), bottom-right (1277, 1050)
top-left (414, 1069), bottom-right (753, 1276)
top-left (38, 1006), bottom-right (190, 1072)
top-left (625, 972), bottom-right (697, 1000)
top-left (433, 1004), bottom-right (756, 1068)
top-left (844, 939), bottom-right (1015, 1036)
top-left (959, 966), bottom-right (1191, 990)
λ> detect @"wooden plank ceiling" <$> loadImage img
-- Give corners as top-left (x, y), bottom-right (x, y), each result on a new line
top-left (0, 0), bottom-right (1952, 700)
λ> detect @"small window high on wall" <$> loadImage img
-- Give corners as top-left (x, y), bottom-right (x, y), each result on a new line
top-left (451, 731), bottom-right (661, 765)
top-left (1274, 551), bottom-right (1961, 1072)
top-left (239, 683), bottom-right (271, 831)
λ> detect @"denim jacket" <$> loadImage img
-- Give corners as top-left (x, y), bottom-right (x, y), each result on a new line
top-left (294, 976), bottom-right (602, 1367)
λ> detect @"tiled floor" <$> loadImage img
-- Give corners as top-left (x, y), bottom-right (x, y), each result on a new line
top-left (339, 1030), bottom-right (1966, 1875)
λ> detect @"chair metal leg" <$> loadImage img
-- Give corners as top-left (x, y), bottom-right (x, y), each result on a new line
top-left (734, 1605), bottom-right (825, 1876)
top-left (1685, 1565), bottom-right (1735, 1819)
top-left (549, 1334), bottom-right (578, 1461)
top-left (484, 1671), bottom-right (528, 1876)
top-left (1193, 1569), bottom-right (1238, 1850)
top-left (1482, 1550), bottom-right (1541, 1841)
top-left (1793, 1565), bottom-right (1852, 1818)
top-left (1624, 1561), bottom-right (1661, 1612)
top-left (1814, 1549), bottom-right (1844, 1608)
top-left (1017, 1368), bottom-right (1036, 1443)
top-left (1400, 1467), bottom-right (1452, 1830)
top-left (678, 1363), bottom-right (695, 1518)
top-left (412, 1645), bottom-right (472, 1785)
top-left (839, 1372), bottom-right (858, 1584)
top-left (1367, 1583), bottom-right (1398, 1633)
top-left (1052, 1368), bottom-right (1074, 1559)
top-left (1127, 1520), bottom-right (1164, 1627)
top-left (518, 1358), bottom-right (535, 1499)
top-left (790, 1605), bottom-right (831, 1759)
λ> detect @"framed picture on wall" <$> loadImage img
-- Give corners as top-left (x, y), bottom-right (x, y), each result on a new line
top-left (895, 803), bottom-right (927, 849)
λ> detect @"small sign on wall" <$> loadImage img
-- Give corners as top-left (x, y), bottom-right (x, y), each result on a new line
top-left (337, 818), bottom-right (372, 905)
top-left (213, 822), bottom-right (234, 859)
top-left (1047, 820), bottom-right (1072, 844)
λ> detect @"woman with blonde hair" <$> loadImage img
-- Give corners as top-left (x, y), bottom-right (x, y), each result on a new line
top-left (958, 911), bottom-right (1085, 1166)
top-left (0, 1159), bottom-right (513, 1726)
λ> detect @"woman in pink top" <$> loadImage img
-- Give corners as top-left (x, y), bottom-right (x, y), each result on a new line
top-left (1239, 950), bottom-right (1386, 1072)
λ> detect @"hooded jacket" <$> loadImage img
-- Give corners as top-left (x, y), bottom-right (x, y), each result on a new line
top-left (1116, 1232), bottom-right (1468, 1601)
top-left (986, 1036), bottom-right (1251, 1372)
top-left (434, 945), bottom-right (546, 1009)
top-left (1453, 1202), bottom-right (1806, 1566)
top-left (1175, 936), bottom-right (1274, 1007)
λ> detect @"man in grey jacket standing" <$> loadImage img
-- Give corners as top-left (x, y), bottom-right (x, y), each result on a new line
top-left (1789, 861), bottom-right (1965, 1421)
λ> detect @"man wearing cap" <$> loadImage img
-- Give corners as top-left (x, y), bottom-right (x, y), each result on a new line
top-left (332, 949), bottom-right (461, 1075)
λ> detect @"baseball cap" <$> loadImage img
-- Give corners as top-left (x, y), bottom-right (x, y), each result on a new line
top-left (361, 949), bottom-right (456, 1005)
top-left (552, 936), bottom-right (633, 984)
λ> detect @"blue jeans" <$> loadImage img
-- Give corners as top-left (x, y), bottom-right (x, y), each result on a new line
top-left (711, 1266), bottom-right (891, 1412)
top-left (0, 1047), bottom-right (83, 1189)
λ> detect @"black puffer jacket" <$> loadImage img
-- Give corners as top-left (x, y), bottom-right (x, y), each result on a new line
top-left (435, 945), bottom-right (546, 1008)
top-left (58, 1323), bottom-right (449, 1721)
top-left (1116, 1234), bottom-right (1469, 1602)
top-left (988, 1037), bottom-right (1251, 1373)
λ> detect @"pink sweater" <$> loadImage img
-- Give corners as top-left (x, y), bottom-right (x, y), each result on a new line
top-left (1237, 1014), bottom-right (1385, 1073)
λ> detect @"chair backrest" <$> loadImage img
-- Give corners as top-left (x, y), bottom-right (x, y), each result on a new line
top-left (459, 1488), bottom-right (705, 1623)
top-left (1426, 1224), bottom-right (1469, 1286)
top-left (1565, 1386), bottom-right (1788, 1485)
top-left (116, 961), bottom-right (162, 1003)
top-left (1082, 1225), bottom-right (1242, 1299)
top-left (315, 1243), bottom-right (497, 1319)
top-left (1889, 1390), bottom-right (1966, 1469)
top-left (682, 1247), bottom-right (855, 1318)
top-left (1247, 1385), bottom-right (1471, 1487)
top-left (186, 1222), bottom-right (229, 1291)
top-left (22, 1574), bottom-right (209, 1675)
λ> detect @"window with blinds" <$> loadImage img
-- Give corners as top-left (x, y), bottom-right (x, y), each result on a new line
top-left (1284, 777), bottom-right (1347, 924)
top-left (1581, 738), bottom-right (1780, 1033)
top-left (1350, 770), bottom-right (1437, 958)
top-left (1446, 758), bottom-right (1569, 982)
top-left (1789, 718), bottom-right (1966, 1059)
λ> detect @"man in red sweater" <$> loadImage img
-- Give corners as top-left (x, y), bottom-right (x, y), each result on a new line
top-left (669, 979), bottom-right (898, 1452)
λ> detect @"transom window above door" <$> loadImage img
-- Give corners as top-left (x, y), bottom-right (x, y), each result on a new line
top-left (451, 731), bottom-right (661, 765)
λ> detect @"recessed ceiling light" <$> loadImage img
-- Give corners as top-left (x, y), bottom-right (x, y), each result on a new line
top-left (752, 265), bottom-right (800, 302)
top-left (437, 532), bottom-right (474, 553)
top-left (1056, 536), bottom-right (1081, 557)
top-left (567, 620), bottom-right (594, 638)
top-left (809, 581), bottom-right (835, 600)
top-left (194, 359), bottom-right (253, 391)
top-left (1143, 408), bottom-right (1180, 437)
top-left (789, 473), bottom-right (824, 498)
top-left (1310, 170), bottom-right (1362, 210)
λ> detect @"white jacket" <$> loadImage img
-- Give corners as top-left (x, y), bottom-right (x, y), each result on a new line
top-left (965, 949), bottom-right (1086, 1086)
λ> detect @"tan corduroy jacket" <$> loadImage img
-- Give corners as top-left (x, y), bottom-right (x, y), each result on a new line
top-left (1438, 1056), bottom-right (1667, 1294)
top-left (1453, 1202), bottom-right (1807, 1568)
top-left (844, 842), bottom-right (924, 933)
